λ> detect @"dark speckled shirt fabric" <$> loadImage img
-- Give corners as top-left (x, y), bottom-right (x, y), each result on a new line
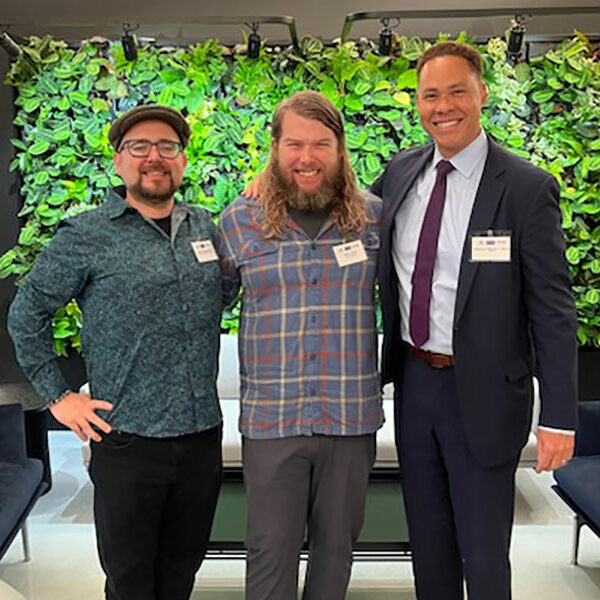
top-left (9, 189), bottom-right (223, 437)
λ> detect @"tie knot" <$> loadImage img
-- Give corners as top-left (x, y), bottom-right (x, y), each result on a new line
top-left (436, 160), bottom-right (454, 178)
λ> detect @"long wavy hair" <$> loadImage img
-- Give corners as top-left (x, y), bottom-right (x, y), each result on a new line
top-left (257, 91), bottom-right (368, 239)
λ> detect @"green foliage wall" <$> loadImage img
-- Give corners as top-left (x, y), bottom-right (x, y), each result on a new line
top-left (2, 33), bottom-right (600, 351)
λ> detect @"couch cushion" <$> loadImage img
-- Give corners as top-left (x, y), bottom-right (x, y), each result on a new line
top-left (0, 459), bottom-right (43, 542)
top-left (554, 456), bottom-right (600, 527)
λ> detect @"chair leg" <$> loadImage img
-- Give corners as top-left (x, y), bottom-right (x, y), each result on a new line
top-left (572, 514), bottom-right (583, 566)
top-left (21, 520), bottom-right (31, 562)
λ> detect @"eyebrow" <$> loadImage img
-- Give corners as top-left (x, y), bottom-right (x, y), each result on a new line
top-left (282, 137), bottom-right (333, 143)
top-left (421, 82), bottom-right (468, 93)
top-left (123, 138), bottom-right (180, 143)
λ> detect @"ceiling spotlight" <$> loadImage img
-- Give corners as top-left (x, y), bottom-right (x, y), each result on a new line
top-left (121, 23), bottom-right (139, 62)
top-left (507, 15), bottom-right (526, 62)
top-left (0, 32), bottom-right (21, 60)
top-left (378, 18), bottom-right (394, 56)
top-left (247, 22), bottom-right (261, 59)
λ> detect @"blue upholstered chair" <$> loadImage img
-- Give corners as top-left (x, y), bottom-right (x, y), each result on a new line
top-left (553, 401), bottom-right (600, 565)
top-left (0, 403), bottom-right (47, 561)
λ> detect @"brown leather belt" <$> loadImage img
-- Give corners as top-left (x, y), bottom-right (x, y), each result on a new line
top-left (404, 342), bottom-right (455, 368)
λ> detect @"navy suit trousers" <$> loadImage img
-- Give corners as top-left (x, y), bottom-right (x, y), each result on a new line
top-left (396, 353), bottom-right (518, 600)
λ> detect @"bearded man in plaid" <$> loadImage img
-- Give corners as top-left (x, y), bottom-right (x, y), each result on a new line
top-left (219, 91), bottom-right (383, 600)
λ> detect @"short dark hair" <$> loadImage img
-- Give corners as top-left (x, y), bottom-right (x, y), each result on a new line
top-left (270, 91), bottom-right (345, 146)
top-left (417, 42), bottom-right (483, 79)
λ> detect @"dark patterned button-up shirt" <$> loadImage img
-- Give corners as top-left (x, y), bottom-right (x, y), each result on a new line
top-left (9, 190), bottom-right (223, 437)
top-left (218, 193), bottom-right (384, 439)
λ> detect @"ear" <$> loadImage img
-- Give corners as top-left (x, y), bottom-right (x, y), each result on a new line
top-left (480, 81), bottom-right (488, 106)
top-left (113, 152), bottom-right (122, 177)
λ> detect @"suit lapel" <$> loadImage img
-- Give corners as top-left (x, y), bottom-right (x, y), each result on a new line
top-left (382, 146), bottom-right (433, 245)
top-left (453, 141), bottom-right (508, 327)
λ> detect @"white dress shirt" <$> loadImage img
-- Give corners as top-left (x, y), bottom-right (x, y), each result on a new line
top-left (392, 129), bottom-right (488, 356)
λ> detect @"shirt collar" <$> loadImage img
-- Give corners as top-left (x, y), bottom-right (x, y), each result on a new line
top-left (106, 187), bottom-right (189, 220)
top-left (432, 128), bottom-right (488, 179)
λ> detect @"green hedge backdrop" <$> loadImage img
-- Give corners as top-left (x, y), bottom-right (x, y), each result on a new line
top-left (1, 32), bottom-right (599, 353)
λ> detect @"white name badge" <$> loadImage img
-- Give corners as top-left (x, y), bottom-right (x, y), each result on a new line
top-left (470, 231), bottom-right (511, 262)
top-left (191, 240), bottom-right (218, 263)
top-left (333, 240), bottom-right (368, 267)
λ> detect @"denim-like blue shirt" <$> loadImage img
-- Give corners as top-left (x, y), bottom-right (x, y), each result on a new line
top-left (9, 190), bottom-right (223, 437)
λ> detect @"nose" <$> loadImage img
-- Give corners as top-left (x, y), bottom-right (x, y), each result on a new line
top-left (146, 143), bottom-right (162, 160)
top-left (299, 144), bottom-right (314, 163)
top-left (434, 92), bottom-right (453, 113)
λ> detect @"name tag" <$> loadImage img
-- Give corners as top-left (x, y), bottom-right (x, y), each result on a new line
top-left (191, 240), bottom-right (218, 263)
top-left (470, 231), bottom-right (511, 262)
top-left (333, 240), bottom-right (368, 267)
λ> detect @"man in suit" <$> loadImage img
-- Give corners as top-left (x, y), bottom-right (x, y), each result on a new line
top-left (372, 42), bottom-right (577, 599)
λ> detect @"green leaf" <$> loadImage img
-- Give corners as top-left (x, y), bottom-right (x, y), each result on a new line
top-left (531, 89), bottom-right (554, 103)
top-left (506, 135), bottom-right (524, 149)
top-left (172, 81), bottom-right (191, 96)
top-left (34, 171), bottom-right (50, 185)
top-left (57, 96), bottom-right (71, 111)
top-left (18, 224), bottom-right (38, 246)
top-left (392, 91), bottom-right (411, 107)
top-left (186, 89), bottom-right (205, 112)
top-left (344, 96), bottom-right (364, 112)
top-left (29, 140), bottom-right (51, 156)
top-left (372, 92), bottom-right (395, 107)
top-left (397, 69), bottom-right (418, 90)
top-left (566, 247), bottom-right (581, 264)
top-left (69, 91), bottom-right (91, 106)
top-left (23, 98), bottom-right (41, 113)
top-left (91, 98), bottom-right (109, 113)
top-left (546, 77), bottom-right (563, 90)
top-left (160, 68), bottom-right (186, 84)
top-left (379, 109), bottom-right (403, 122)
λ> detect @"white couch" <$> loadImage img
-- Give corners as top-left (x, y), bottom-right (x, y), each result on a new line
top-left (217, 336), bottom-right (540, 470)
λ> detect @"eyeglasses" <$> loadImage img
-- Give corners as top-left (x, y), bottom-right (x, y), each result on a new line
top-left (119, 139), bottom-right (183, 159)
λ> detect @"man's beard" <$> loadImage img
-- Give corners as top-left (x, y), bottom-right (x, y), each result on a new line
top-left (127, 170), bottom-right (178, 206)
top-left (271, 161), bottom-right (344, 211)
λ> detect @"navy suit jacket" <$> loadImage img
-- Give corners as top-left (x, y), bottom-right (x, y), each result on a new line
top-left (372, 139), bottom-right (577, 466)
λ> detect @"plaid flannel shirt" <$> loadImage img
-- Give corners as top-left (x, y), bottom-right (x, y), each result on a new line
top-left (219, 193), bottom-right (384, 439)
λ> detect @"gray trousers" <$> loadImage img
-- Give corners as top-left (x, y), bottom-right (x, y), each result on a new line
top-left (243, 434), bottom-right (376, 600)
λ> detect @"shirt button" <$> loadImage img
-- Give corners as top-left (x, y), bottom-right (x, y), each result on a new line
top-left (310, 387), bottom-right (316, 395)
top-left (310, 353), bottom-right (317, 360)
top-left (312, 278), bottom-right (318, 285)
top-left (311, 242), bottom-right (317, 250)
top-left (310, 316), bottom-right (317, 324)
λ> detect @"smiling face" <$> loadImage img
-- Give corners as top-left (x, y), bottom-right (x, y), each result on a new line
top-left (416, 54), bottom-right (488, 158)
top-left (274, 110), bottom-right (341, 197)
top-left (113, 119), bottom-right (187, 208)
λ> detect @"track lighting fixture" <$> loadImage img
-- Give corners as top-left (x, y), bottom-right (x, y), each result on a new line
top-left (121, 23), bottom-right (138, 62)
top-left (0, 32), bottom-right (21, 60)
top-left (507, 16), bottom-right (527, 62)
top-left (378, 19), bottom-right (394, 56)
top-left (247, 23), bottom-right (261, 59)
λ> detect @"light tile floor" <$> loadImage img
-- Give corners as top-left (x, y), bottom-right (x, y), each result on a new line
top-left (1, 431), bottom-right (599, 599)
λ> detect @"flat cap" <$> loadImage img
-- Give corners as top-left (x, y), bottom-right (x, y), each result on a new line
top-left (108, 104), bottom-right (191, 150)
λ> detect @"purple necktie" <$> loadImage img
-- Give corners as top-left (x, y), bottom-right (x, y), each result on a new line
top-left (409, 159), bottom-right (455, 348)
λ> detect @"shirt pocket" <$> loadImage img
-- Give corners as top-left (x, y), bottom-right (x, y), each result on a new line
top-left (236, 239), bottom-right (280, 296)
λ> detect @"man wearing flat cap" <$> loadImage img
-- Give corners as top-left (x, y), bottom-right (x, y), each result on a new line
top-left (9, 105), bottom-right (223, 600)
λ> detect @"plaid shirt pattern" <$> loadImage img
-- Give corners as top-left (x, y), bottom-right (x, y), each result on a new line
top-left (219, 193), bottom-right (384, 439)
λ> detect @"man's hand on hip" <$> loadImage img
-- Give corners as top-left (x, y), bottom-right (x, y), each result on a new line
top-left (535, 429), bottom-right (575, 472)
top-left (49, 392), bottom-right (113, 442)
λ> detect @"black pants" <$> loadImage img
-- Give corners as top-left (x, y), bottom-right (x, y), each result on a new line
top-left (89, 426), bottom-right (222, 600)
